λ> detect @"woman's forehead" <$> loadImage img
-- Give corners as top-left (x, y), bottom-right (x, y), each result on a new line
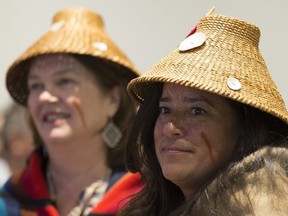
top-left (161, 82), bottom-right (231, 107)
top-left (29, 53), bottom-right (85, 75)
top-left (162, 83), bottom-right (211, 98)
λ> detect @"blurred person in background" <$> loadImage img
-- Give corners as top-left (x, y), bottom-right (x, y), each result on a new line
top-left (0, 103), bottom-right (35, 184)
top-left (0, 7), bottom-right (142, 216)
top-left (0, 112), bottom-right (11, 186)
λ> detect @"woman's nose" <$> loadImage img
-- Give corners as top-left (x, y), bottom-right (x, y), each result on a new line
top-left (163, 121), bottom-right (184, 137)
top-left (38, 90), bottom-right (59, 103)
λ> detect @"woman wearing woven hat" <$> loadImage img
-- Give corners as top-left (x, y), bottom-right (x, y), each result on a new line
top-left (119, 9), bottom-right (288, 216)
top-left (0, 7), bottom-right (142, 216)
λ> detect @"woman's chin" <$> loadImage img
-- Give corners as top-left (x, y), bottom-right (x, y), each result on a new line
top-left (42, 129), bottom-right (74, 144)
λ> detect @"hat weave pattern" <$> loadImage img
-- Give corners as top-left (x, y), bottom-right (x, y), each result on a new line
top-left (6, 7), bottom-right (139, 105)
top-left (128, 14), bottom-right (288, 123)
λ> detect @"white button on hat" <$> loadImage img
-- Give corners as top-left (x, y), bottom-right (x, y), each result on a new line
top-left (179, 32), bottom-right (206, 51)
top-left (93, 42), bottom-right (108, 51)
top-left (227, 77), bottom-right (242, 91)
top-left (50, 20), bottom-right (65, 32)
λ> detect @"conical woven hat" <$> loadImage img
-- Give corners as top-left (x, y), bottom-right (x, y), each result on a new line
top-left (6, 7), bottom-right (140, 105)
top-left (128, 13), bottom-right (288, 123)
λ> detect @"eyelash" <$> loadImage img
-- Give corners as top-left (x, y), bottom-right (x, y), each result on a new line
top-left (159, 107), bottom-right (170, 114)
top-left (158, 106), bottom-right (206, 116)
top-left (56, 78), bottom-right (74, 86)
top-left (28, 83), bottom-right (44, 92)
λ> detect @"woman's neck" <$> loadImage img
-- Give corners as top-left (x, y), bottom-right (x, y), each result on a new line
top-left (45, 136), bottom-right (111, 215)
top-left (46, 134), bottom-right (108, 175)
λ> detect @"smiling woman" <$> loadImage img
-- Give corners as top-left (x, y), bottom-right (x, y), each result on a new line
top-left (0, 7), bottom-right (142, 216)
top-left (27, 54), bottom-right (119, 147)
top-left (118, 8), bottom-right (288, 216)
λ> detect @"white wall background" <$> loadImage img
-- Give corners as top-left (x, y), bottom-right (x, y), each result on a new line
top-left (0, 0), bottom-right (287, 111)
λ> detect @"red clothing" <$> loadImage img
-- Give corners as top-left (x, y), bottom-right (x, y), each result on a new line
top-left (1, 148), bottom-right (143, 216)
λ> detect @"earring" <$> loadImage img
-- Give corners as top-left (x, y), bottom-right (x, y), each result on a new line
top-left (101, 119), bottom-right (122, 148)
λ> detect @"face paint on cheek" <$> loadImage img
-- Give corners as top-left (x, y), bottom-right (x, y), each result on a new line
top-left (70, 98), bottom-right (87, 129)
top-left (200, 132), bottom-right (216, 163)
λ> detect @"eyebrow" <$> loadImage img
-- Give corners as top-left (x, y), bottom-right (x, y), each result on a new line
top-left (160, 95), bottom-right (214, 107)
top-left (28, 69), bottom-right (76, 80)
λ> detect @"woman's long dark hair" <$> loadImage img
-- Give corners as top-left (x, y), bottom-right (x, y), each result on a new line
top-left (121, 83), bottom-right (184, 216)
top-left (120, 82), bottom-right (288, 216)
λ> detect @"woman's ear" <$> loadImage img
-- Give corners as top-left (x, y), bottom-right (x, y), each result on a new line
top-left (108, 85), bottom-right (121, 117)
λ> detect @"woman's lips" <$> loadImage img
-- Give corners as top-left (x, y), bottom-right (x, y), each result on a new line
top-left (43, 112), bottom-right (70, 123)
top-left (162, 146), bottom-right (194, 154)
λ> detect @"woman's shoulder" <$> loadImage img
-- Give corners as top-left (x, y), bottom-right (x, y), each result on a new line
top-left (91, 171), bottom-right (143, 215)
top-left (204, 146), bottom-right (288, 215)
top-left (228, 146), bottom-right (288, 191)
top-left (231, 146), bottom-right (288, 215)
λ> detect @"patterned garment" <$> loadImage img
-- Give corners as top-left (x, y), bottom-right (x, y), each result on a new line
top-left (0, 148), bottom-right (143, 216)
top-left (67, 179), bottom-right (109, 216)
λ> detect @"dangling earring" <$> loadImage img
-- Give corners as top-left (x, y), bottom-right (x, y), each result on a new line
top-left (101, 119), bottom-right (122, 148)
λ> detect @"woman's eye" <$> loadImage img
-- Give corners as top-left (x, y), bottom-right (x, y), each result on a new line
top-left (57, 78), bottom-right (74, 86)
top-left (191, 107), bottom-right (206, 115)
top-left (28, 83), bottom-right (44, 92)
top-left (159, 107), bottom-right (171, 114)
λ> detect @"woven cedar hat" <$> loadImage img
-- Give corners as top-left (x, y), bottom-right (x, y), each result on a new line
top-left (6, 7), bottom-right (140, 105)
top-left (128, 9), bottom-right (288, 123)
